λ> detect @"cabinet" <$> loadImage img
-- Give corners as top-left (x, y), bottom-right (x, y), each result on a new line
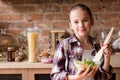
top-left (110, 53), bottom-right (120, 80)
top-left (0, 61), bottom-right (52, 80)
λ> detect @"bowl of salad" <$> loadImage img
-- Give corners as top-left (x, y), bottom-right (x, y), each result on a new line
top-left (74, 58), bottom-right (97, 71)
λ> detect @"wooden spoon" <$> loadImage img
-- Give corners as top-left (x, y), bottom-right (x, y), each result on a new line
top-left (93, 27), bottom-right (114, 64)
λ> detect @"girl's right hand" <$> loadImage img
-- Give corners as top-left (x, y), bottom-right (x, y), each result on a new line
top-left (75, 65), bottom-right (98, 80)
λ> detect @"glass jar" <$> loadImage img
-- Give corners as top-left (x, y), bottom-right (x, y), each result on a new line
top-left (26, 27), bottom-right (39, 62)
top-left (7, 47), bottom-right (15, 62)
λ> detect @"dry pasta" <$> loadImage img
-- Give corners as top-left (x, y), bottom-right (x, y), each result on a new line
top-left (27, 32), bottom-right (38, 62)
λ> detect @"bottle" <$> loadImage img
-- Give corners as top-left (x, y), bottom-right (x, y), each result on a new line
top-left (7, 47), bottom-right (15, 62)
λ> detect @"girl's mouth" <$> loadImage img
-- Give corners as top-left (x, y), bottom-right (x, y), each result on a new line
top-left (79, 28), bottom-right (86, 32)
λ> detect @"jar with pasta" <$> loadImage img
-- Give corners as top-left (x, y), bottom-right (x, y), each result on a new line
top-left (26, 27), bottom-right (39, 62)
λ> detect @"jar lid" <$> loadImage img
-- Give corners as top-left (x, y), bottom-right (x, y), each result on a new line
top-left (7, 47), bottom-right (14, 51)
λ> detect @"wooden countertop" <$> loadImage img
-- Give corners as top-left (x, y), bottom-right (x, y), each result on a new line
top-left (0, 61), bottom-right (53, 68)
top-left (0, 53), bottom-right (119, 69)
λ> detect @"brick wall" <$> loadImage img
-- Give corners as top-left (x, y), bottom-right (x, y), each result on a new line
top-left (0, 0), bottom-right (120, 51)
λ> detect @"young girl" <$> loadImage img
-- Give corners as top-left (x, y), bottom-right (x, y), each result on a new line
top-left (50, 3), bottom-right (113, 80)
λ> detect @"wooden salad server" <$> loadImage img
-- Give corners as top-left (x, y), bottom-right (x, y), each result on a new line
top-left (93, 27), bottom-right (114, 64)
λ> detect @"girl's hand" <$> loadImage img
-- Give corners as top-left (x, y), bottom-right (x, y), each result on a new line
top-left (100, 41), bottom-right (112, 60)
top-left (100, 41), bottom-right (112, 72)
top-left (103, 44), bottom-right (112, 60)
top-left (75, 65), bottom-right (98, 80)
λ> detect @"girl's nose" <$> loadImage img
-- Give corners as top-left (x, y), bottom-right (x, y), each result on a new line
top-left (78, 22), bottom-right (84, 28)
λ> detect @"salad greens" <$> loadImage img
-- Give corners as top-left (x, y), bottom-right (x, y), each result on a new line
top-left (74, 58), bottom-right (96, 70)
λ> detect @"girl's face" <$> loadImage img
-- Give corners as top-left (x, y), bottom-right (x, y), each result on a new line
top-left (69, 8), bottom-right (93, 38)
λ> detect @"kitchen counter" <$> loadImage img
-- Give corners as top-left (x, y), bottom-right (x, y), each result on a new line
top-left (0, 53), bottom-right (119, 68)
top-left (0, 54), bottom-right (120, 80)
top-left (0, 61), bottom-right (53, 68)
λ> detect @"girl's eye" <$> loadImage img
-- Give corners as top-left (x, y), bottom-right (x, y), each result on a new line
top-left (74, 21), bottom-right (78, 23)
top-left (83, 19), bottom-right (88, 22)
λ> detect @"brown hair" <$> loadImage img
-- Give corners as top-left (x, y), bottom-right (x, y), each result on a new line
top-left (69, 4), bottom-right (93, 21)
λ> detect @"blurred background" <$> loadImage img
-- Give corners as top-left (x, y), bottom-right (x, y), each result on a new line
top-left (0, 0), bottom-right (119, 51)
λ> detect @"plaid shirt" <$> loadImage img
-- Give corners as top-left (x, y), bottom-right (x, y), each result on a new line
top-left (50, 34), bottom-right (113, 80)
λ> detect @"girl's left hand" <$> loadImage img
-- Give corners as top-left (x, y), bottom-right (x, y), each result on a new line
top-left (100, 42), bottom-right (112, 60)
top-left (100, 42), bottom-right (112, 72)
top-left (103, 44), bottom-right (112, 59)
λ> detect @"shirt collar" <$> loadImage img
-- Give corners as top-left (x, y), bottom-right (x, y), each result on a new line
top-left (69, 34), bottom-right (78, 43)
top-left (69, 34), bottom-right (98, 47)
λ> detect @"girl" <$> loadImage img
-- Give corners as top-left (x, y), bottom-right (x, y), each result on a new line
top-left (51, 3), bottom-right (113, 80)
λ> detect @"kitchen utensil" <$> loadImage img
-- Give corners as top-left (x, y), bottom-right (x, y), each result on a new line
top-left (93, 27), bottom-right (114, 64)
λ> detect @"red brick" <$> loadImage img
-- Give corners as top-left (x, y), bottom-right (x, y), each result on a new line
top-left (105, 4), bottom-right (120, 11)
top-left (62, 5), bottom-right (102, 13)
top-left (0, 13), bottom-right (23, 20)
top-left (8, 22), bottom-right (34, 28)
top-left (6, 29), bottom-right (22, 36)
top-left (99, 13), bottom-right (120, 20)
top-left (1, 0), bottom-right (26, 5)
top-left (62, 6), bottom-right (71, 13)
top-left (36, 21), bottom-right (52, 29)
top-left (44, 13), bottom-right (69, 21)
top-left (41, 30), bottom-right (51, 36)
top-left (0, 7), bottom-right (10, 13)
top-left (104, 20), bottom-right (120, 28)
top-left (36, 5), bottom-right (61, 13)
top-left (52, 22), bottom-right (69, 29)
top-left (0, 22), bottom-right (9, 28)
top-left (12, 5), bottom-right (36, 13)
top-left (93, 14), bottom-right (100, 20)
top-left (51, 0), bottom-right (75, 4)
top-left (76, 0), bottom-right (99, 4)
top-left (99, 0), bottom-right (117, 3)
top-left (93, 21), bottom-right (104, 27)
top-left (0, 0), bottom-right (119, 50)
top-left (90, 5), bottom-right (103, 12)
top-left (26, 0), bottom-right (51, 4)
top-left (25, 13), bottom-right (43, 21)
